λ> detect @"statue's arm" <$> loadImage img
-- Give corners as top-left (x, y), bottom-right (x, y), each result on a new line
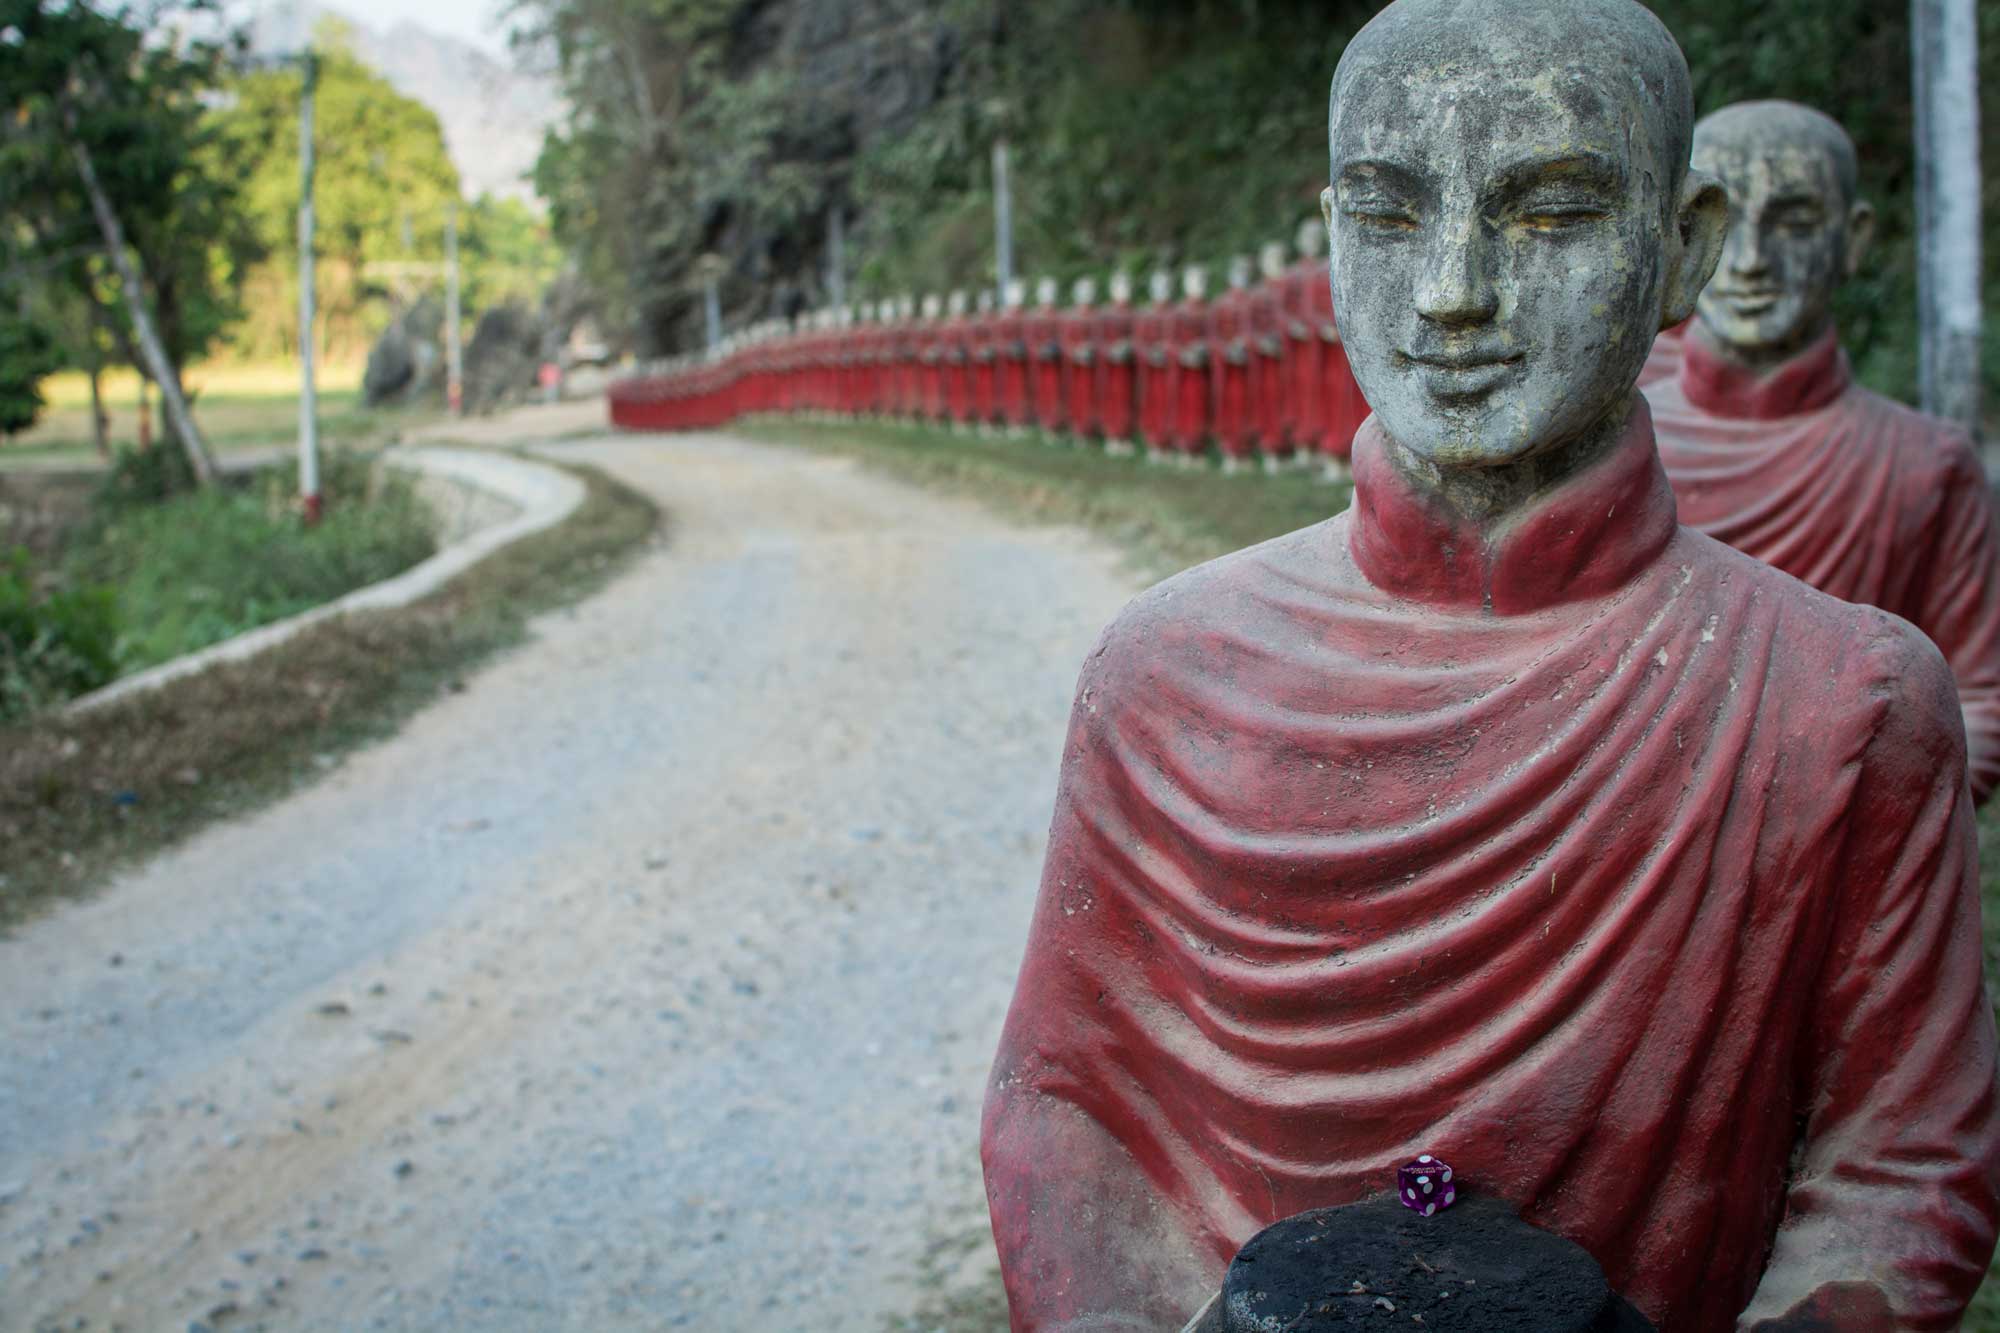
top-left (1737, 635), bottom-right (2000, 1330)
top-left (983, 656), bottom-right (1220, 1332)
top-left (1915, 441), bottom-right (2000, 805)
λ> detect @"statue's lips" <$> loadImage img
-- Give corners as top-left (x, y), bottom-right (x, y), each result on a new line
top-left (1398, 349), bottom-right (1524, 398)
top-left (1710, 288), bottom-right (1782, 314)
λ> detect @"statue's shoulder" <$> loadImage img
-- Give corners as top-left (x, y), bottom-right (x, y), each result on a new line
top-left (1088, 519), bottom-right (1351, 677)
top-left (1845, 383), bottom-right (1983, 480)
top-left (1678, 524), bottom-right (1962, 757)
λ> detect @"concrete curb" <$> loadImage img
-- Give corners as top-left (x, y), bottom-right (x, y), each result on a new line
top-left (68, 446), bottom-right (587, 713)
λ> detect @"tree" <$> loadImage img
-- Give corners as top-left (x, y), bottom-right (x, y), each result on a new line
top-left (210, 23), bottom-right (461, 362)
top-left (0, 300), bottom-right (62, 439)
top-left (0, 0), bottom-right (262, 482)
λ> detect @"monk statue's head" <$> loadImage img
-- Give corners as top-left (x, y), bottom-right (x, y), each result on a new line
top-left (1183, 264), bottom-right (1209, 300)
top-left (1296, 216), bottom-right (1325, 260)
top-left (1149, 268), bottom-right (1174, 305)
top-left (1035, 276), bottom-right (1059, 308)
top-left (1110, 270), bottom-right (1134, 304)
top-left (1691, 100), bottom-right (1874, 368)
top-left (1073, 276), bottom-right (1098, 307)
top-left (1324, 0), bottom-right (1726, 470)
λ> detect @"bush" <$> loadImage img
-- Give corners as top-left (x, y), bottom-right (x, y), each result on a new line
top-left (65, 450), bottom-right (437, 672)
top-left (0, 548), bottom-right (118, 721)
top-left (93, 441), bottom-right (198, 510)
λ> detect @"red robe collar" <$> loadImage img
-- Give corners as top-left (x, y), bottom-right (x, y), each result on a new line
top-left (1679, 325), bottom-right (1851, 420)
top-left (1348, 402), bottom-right (1679, 615)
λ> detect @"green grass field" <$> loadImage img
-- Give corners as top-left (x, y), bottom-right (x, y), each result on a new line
top-left (2, 362), bottom-right (432, 464)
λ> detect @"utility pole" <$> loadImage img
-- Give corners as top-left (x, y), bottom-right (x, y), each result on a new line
top-left (992, 138), bottom-right (1014, 295)
top-left (297, 48), bottom-right (321, 522)
top-left (827, 207), bottom-right (847, 309)
top-left (1912, 0), bottom-right (1983, 438)
top-left (445, 202), bottom-right (463, 416)
top-left (701, 262), bottom-right (722, 353)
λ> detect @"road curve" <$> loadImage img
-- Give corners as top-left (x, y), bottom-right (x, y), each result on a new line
top-left (0, 425), bottom-right (1140, 1332)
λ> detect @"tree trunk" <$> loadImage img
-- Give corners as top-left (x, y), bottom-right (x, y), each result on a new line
top-left (87, 361), bottom-right (107, 459)
top-left (60, 107), bottom-right (217, 485)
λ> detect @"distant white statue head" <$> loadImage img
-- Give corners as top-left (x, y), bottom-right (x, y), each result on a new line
top-left (948, 290), bottom-right (968, 316)
top-left (1073, 277), bottom-right (1098, 307)
top-left (1183, 264), bottom-right (1209, 300)
top-left (1259, 241), bottom-right (1288, 280)
top-left (1296, 217), bottom-right (1326, 259)
top-left (1227, 255), bottom-right (1253, 289)
top-left (1149, 268), bottom-right (1174, 305)
top-left (1004, 278), bottom-right (1027, 310)
top-left (921, 294), bottom-right (942, 320)
top-left (978, 289), bottom-right (996, 314)
top-left (1035, 276), bottom-right (1059, 307)
top-left (1110, 270), bottom-right (1134, 304)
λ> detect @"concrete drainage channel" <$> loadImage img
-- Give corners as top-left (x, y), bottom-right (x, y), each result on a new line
top-left (67, 445), bottom-right (588, 713)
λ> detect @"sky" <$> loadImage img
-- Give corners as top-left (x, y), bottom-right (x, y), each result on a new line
top-left (243, 0), bottom-right (524, 61)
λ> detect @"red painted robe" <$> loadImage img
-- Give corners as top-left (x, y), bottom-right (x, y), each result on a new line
top-left (1249, 278), bottom-right (1287, 458)
top-left (1648, 327), bottom-right (2000, 805)
top-left (1096, 301), bottom-right (1138, 445)
top-left (971, 313), bottom-right (999, 425)
top-left (943, 315), bottom-right (973, 424)
top-left (1168, 298), bottom-right (1210, 456)
top-left (1207, 287), bottom-right (1254, 460)
top-left (998, 311), bottom-right (1032, 429)
top-left (1281, 260), bottom-right (1325, 451)
top-left (1062, 304), bottom-right (1099, 440)
top-left (1641, 318), bottom-right (1691, 389)
top-left (1135, 303), bottom-right (1174, 449)
top-left (1031, 305), bottom-right (1067, 434)
top-left (984, 403), bottom-right (2000, 1333)
top-left (1305, 266), bottom-right (1368, 462)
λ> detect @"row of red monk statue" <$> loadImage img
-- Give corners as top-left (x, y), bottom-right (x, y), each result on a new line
top-left (607, 237), bottom-right (1372, 474)
top-left (612, 3), bottom-right (2000, 1322)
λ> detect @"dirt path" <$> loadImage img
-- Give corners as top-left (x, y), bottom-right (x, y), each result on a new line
top-left (0, 408), bottom-right (1140, 1332)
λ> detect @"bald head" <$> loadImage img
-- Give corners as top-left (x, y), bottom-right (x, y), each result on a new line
top-left (1322, 0), bottom-right (1725, 471)
top-left (1696, 101), bottom-right (1858, 206)
top-left (1332, 0), bottom-right (1695, 215)
top-left (1691, 100), bottom-right (1874, 366)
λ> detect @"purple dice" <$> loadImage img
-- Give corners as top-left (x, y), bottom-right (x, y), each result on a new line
top-left (1397, 1154), bottom-right (1456, 1216)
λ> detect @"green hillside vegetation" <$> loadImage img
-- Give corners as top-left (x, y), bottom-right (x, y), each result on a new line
top-left (529, 0), bottom-right (1999, 407)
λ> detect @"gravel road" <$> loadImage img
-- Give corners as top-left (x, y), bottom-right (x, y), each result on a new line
top-left (0, 418), bottom-right (1140, 1331)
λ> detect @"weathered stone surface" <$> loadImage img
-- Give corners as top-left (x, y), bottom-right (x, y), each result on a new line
top-left (983, 3), bottom-right (2000, 1331)
top-left (1646, 101), bottom-right (2000, 805)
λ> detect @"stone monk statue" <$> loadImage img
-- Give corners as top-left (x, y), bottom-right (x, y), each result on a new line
top-left (1646, 101), bottom-right (2000, 804)
top-left (980, 2), bottom-right (2000, 1330)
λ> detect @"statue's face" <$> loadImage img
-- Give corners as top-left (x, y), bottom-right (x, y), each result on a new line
top-left (1328, 63), bottom-right (1673, 466)
top-left (1693, 131), bottom-right (1862, 362)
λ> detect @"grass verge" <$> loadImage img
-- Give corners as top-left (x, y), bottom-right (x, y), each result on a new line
top-left (0, 460), bottom-right (659, 930)
top-left (734, 418), bottom-right (1352, 581)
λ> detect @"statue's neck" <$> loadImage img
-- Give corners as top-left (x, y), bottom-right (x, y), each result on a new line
top-left (1380, 401), bottom-right (1633, 528)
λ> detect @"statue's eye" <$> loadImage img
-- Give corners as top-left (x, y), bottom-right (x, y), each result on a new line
top-left (1343, 203), bottom-right (1420, 232)
top-left (1517, 203), bottom-right (1608, 233)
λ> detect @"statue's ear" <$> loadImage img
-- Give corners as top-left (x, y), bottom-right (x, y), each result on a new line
top-left (1661, 169), bottom-right (1728, 330)
top-left (1844, 199), bottom-right (1876, 278)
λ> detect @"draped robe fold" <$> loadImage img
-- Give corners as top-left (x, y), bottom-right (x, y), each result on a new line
top-left (983, 404), bottom-right (2000, 1333)
top-left (1648, 328), bottom-right (2000, 803)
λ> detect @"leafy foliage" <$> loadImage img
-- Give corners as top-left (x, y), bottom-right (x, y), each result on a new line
top-left (532, 0), bottom-right (1995, 405)
top-left (0, 301), bottom-right (65, 438)
top-left (63, 450), bottom-right (436, 672)
top-left (209, 24), bottom-right (461, 361)
top-left (0, 548), bottom-right (117, 722)
top-left (0, 0), bottom-right (263, 393)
